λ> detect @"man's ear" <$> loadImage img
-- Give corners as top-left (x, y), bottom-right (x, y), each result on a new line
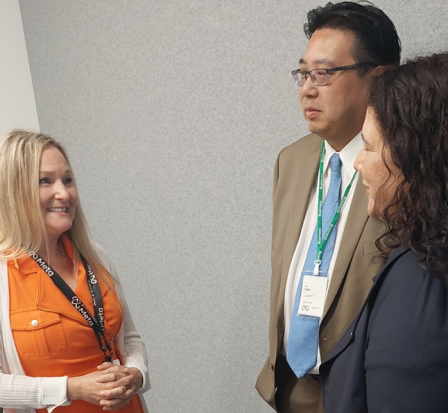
top-left (369, 65), bottom-right (392, 77)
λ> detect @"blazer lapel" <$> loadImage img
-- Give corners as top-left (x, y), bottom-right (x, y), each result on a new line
top-left (322, 245), bottom-right (411, 362)
top-left (277, 140), bottom-right (321, 321)
top-left (322, 177), bottom-right (369, 317)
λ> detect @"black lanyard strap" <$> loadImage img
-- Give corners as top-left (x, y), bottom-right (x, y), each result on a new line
top-left (28, 250), bottom-right (113, 362)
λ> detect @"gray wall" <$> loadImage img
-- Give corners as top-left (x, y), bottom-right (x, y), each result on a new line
top-left (18, 1), bottom-right (448, 412)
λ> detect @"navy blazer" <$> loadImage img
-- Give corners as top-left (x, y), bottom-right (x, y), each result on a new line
top-left (320, 245), bottom-right (448, 413)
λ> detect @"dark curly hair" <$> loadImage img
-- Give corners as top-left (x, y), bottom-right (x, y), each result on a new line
top-left (368, 52), bottom-right (448, 281)
top-left (304, 2), bottom-right (401, 74)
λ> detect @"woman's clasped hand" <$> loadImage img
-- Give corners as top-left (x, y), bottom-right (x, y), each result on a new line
top-left (67, 362), bottom-right (143, 410)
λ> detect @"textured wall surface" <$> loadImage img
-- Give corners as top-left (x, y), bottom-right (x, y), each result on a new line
top-left (18, 1), bottom-right (448, 412)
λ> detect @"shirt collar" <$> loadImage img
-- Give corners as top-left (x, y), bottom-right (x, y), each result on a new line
top-left (10, 233), bottom-right (73, 275)
top-left (324, 133), bottom-right (362, 177)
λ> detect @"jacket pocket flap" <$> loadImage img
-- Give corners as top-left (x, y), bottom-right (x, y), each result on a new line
top-left (10, 309), bottom-right (61, 330)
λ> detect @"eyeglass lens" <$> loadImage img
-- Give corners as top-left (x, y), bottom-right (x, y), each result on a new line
top-left (302, 69), bottom-right (328, 86)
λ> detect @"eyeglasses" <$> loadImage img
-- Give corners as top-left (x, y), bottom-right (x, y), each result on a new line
top-left (291, 62), bottom-right (376, 86)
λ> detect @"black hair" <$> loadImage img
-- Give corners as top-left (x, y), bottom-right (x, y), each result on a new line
top-left (304, 2), bottom-right (401, 73)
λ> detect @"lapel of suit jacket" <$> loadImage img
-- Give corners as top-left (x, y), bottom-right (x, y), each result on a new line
top-left (321, 245), bottom-right (411, 363)
top-left (322, 174), bottom-right (369, 318)
top-left (277, 137), bottom-right (321, 324)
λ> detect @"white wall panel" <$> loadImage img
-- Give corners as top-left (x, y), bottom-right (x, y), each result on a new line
top-left (0, 0), bottom-right (39, 135)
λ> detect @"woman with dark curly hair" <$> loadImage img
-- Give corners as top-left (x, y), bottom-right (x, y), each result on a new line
top-left (320, 52), bottom-right (448, 413)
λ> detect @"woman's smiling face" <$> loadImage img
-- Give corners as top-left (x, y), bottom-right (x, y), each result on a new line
top-left (39, 145), bottom-right (78, 241)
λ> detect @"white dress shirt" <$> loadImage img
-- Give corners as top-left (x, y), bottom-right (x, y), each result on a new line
top-left (282, 134), bottom-right (363, 373)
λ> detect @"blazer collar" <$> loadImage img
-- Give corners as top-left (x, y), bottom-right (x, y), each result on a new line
top-left (276, 134), bottom-right (373, 320)
top-left (277, 138), bottom-right (321, 327)
top-left (322, 177), bottom-right (370, 317)
top-left (322, 245), bottom-right (411, 364)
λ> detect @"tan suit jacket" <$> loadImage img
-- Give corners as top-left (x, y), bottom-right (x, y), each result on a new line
top-left (256, 134), bottom-right (385, 413)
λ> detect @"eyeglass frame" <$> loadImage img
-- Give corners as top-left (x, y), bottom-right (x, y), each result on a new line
top-left (291, 62), bottom-right (376, 86)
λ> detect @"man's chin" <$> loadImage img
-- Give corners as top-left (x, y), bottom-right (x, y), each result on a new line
top-left (306, 122), bottom-right (325, 138)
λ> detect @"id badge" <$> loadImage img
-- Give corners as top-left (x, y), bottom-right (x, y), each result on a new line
top-left (297, 271), bottom-right (328, 318)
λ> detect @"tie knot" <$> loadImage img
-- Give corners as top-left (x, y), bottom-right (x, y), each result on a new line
top-left (330, 153), bottom-right (342, 175)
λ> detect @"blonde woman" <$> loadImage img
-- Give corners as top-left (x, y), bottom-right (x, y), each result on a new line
top-left (0, 130), bottom-right (150, 412)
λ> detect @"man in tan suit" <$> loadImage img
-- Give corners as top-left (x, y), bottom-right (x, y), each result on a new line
top-left (256, 2), bottom-right (401, 412)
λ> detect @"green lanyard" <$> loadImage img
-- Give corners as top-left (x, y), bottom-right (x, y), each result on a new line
top-left (314, 142), bottom-right (358, 275)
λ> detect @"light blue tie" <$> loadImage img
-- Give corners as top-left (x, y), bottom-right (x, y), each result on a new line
top-left (286, 153), bottom-right (342, 378)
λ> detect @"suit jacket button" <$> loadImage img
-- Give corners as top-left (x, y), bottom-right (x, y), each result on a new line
top-left (270, 363), bottom-right (275, 372)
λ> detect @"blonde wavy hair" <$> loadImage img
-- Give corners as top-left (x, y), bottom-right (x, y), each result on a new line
top-left (0, 129), bottom-right (114, 288)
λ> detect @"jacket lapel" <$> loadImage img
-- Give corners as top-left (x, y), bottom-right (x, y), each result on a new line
top-left (322, 177), bottom-right (369, 317)
top-left (277, 140), bottom-right (321, 322)
top-left (322, 245), bottom-right (411, 362)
